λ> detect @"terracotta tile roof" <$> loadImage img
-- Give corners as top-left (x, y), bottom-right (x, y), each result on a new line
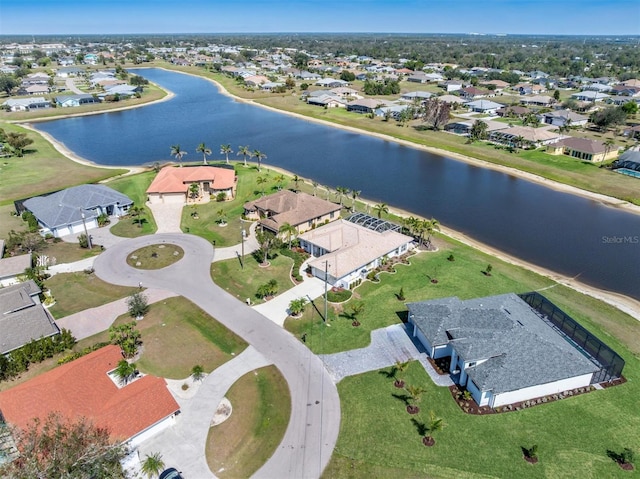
top-left (0, 345), bottom-right (179, 442)
top-left (555, 136), bottom-right (608, 154)
top-left (146, 166), bottom-right (236, 194)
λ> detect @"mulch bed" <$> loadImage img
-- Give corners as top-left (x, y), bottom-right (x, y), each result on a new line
top-left (406, 405), bottom-right (420, 415)
top-left (616, 461), bottom-right (634, 471)
top-left (599, 375), bottom-right (627, 388)
top-left (523, 455), bottom-right (539, 464)
top-left (426, 356), bottom-right (450, 376)
top-left (422, 436), bottom-right (435, 447)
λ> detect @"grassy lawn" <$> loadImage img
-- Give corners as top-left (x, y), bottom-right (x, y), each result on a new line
top-left (45, 272), bottom-right (139, 318)
top-left (0, 122), bottom-right (126, 206)
top-left (206, 365), bottom-right (291, 478)
top-left (126, 244), bottom-right (184, 269)
top-left (181, 163), bottom-right (288, 246)
top-left (106, 171), bottom-right (158, 236)
top-left (210, 251), bottom-right (295, 303)
top-left (41, 240), bottom-right (103, 264)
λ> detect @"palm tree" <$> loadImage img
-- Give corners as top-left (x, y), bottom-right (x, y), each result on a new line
top-left (196, 143), bottom-right (212, 165)
top-left (191, 365), bottom-right (205, 381)
top-left (292, 174), bottom-right (303, 191)
top-left (237, 145), bottom-right (251, 167)
top-left (217, 208), bottom-right (227, 225)
top-left (288, 297), bottom-right (308, 317)
top-left (335, 186), bottom-right (349, 206)
top-left (170, 144), bottom-right (187, 167)
top-left (274, 173), bottom-right (286, 190)
top-left (220, 144), bottom-right (233, 164)
top-left (404, 216), bottom-right (418, 237)
top-left (350, 189), bottom-right (361, 210)
top-left (423, 411), bottom-right (445, 446)
top-left (279, 222), bottom-right (297, 248)
top-left (129, 205), bottom-right (146, 228)
top-left (113, 359), bottom-right (137, 386)
top-left (603, 138), bottom-right (615, 159)
top-left (312, 181), bottom-right (319, 196)
top-left (469, 120), bottom-right (488, 142)
top-left (513, 135), bottom-right (525, 152)
top-left (424, 218), bottom-right (440, 247)
top-left (405, 385), bottom-right (426, 414)
top-left (252, 149), bottom-right (267, 171)
top-left (141, 452), bottom-right (165, 478)
top-left (256, 175), bottom-right (268, 196)
top-left (394, 360), bottom-right (410, 388)
top-left (349, 301), bottom-right (365, 327)
top-left (373, 202), bottom-right (389, 219)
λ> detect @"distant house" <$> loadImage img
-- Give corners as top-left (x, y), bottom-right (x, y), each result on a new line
top-left (100, 84), bottom-right (141, 98)
top-left (259, 82), bottom-right (284, 91)
top-left (546, 137), bottom-right (618, 163)
top-left (146, 165), bottom-right (237, 204)
top-left (244, 190), bottom-right (341, 236)
top-left (519, 95), bottom-right (554, 107)
top-left (0, 280), bottom-right (59, 354)
top-left (400, 91), bottom-right (433, 103)
top-left (0, 345), bottom-right (180, 447)
top-left (55, 94), bottom-right (100, 108)
top-left (406, 292), bottom-right (622, 408)
top-left (56, 66), bottom-right (84, 77)
top-left (298, 214), bottom-right (413, 290)
top-left (540, 109), bottom-right (589, 127)
top-left (571, 91), bottom-right (610, 102)
top-left (444, 119), bottom-right (508, 136)
top-left (346, 98), bottom-right (387, 114)
top-left (0, 240), bottom-right (32, 287)
top-left (489, 125), bottom-right (562, 149)
top-left (406, 72), bottom-right (442, 83)
top-left (2, 97), bottom-right (51, 112)
top-left (306, 92), bottom-right (347, 108)
top-left (495, 105), bottom-right (530, 118)
top-left (479, 79), bottom-right (510, 92)
top-left (459, 87), bottom-right (490, 101)
top-left (438, 80), bottom-right (463, 92)
top-left (21, 184), bottom-right (133, 238)
top-left (465, 99), bottom-right (504, 115)
top-left (315, 78), bottom-right (349, 88)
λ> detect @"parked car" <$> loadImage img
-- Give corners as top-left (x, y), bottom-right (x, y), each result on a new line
top-left (159, 468), bottom-right (184, 479)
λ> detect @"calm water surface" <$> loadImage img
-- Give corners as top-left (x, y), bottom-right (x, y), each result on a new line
top-left (35, 69), bottom-right (640, 301)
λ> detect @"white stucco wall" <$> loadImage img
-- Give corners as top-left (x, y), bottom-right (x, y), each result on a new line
top-left (489, 372), bottom-right (594, 408)
top-left (148, 192), bottom-right (185, 205)
top-left (128, 413), bottom-right (177, 449)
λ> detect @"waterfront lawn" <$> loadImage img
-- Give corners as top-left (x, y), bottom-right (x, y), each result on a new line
top-left (0, 122), bottom-right (126, 205)
top-left (211, 252), bottom-right (295, 303)
top-left (181, 163), bottom-right (290, 246)
top-left (107, 171), bottom-right (158, 236)
top-left (325, 357), bottom-right (640, 479)
top-left (285, 240), bottom-right (554, 354)
top-left (206, 365), bottom-right (290, 479)
top-left (45, 272), bottom-right (139, 319)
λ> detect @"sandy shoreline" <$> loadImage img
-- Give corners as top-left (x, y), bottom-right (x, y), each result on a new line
top-left (16, 69), bottom-right (640, 318)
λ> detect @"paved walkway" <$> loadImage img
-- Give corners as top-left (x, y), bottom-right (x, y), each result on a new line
top-left (54, 288), bottom-right (177, 340)
top-left (59, 218), bottom-right (127, 250)
top-left (138, 346), bottom-right (272, 479)
top-left (211, 220), bottom-right (259, 261)
top-left (147, 202), bottom-right (184, 233)
top-left (47, 256), bottom-right (97, 276)
top-left (320, 323), bottom-right (454, 387)
top-left (93, 234), bottom-right (340, 479)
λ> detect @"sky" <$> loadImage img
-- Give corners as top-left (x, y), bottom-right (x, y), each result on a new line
top-left (1, 0), bottom-right (639, 36)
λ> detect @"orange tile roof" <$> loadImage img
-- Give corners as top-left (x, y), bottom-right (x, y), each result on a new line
top-left (0, 345), bottom-right (179, 443)
top-left (146, 166), bottom-right (236, 194)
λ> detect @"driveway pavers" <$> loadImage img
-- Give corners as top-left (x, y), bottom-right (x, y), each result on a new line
top-left (147, 202), bottom-right (184, 233)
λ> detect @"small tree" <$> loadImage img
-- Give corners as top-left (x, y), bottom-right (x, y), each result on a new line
top-left (289, 297), bottom-right (308, 317)
top-left (78, 233), bottom-right (90, 249)
top-left (394, 360), bottom-right (410, 388)
top-left (141, 452), bottom-right (165, 478)
top-left (113, 359), bottom-right (137, 386)
top-left (126, 291), bottom-right (149, 318)
top-left (191, 364), bottom-right (205, 381)
top-left (350, 301), bottom-right (365, 327)
top-left (484, 264), bottom-right (493, 276)
top-left (397, 287), bottom-right (405, 301)
top-left (189, 182), bottom-right (200, 200)
top-left (217, 208), bottom-right (227, 226)
top-left (405, 385), bottom-right (426, 414)
top-left (109, 321), bottom-right (141, 358)
top-left (423, 410), bottom-right (445, 446)
top-left (522, 444), bottom-right (539, 464)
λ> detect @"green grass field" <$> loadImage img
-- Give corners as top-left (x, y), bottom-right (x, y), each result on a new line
top-left (106, 171), bottom-right (158, 236)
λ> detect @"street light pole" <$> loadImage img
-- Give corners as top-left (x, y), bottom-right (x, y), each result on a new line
top-left (240, 228), bottom-right (246, 269)
top-left (80, 209), bottom-right (92, 249)
top-left (324, 260), bottom-right (328, 322)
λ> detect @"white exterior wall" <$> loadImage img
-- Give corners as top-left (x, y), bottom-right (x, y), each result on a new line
top-left (466, 378), bottom-right (492, 406)
top-left (47, 219), bottom-right (98, 238)
top-left (148, 192), bottom-right (185, 204)
top-left (432, 344), bottom-right (452, 359)
top-left (128, 413), bottom-right (177, 449)
top-left (489, 372), bottom-right (594, 408)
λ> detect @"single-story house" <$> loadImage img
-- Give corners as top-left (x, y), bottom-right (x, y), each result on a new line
top-left (438, 80), bottom-right (464, 92)
top-left (0, 280), bottom-right (59, 355)
top-left (495, 105), bottom-right (531, 118)
top-left (546, 137), bottom-right (618, 162)
top-left (479, 79), bottom-right (510, 92)
top-left (571, 91), bottom-right (610, 102)
top-left (21, 184), bottom-right (133, 238)
top-left (244, 190), bottom-right (341, 235)
top-left (540, 109), bottom-right (589, 127)
top-left (444, 119), bottom-right (508, 136)
top-left (298, 215), bottom-right (414, 290)
top-left (459, 87), bottom-right (491, 101)
top-left (406, 293), bottom-right (622, 408)
top-left (465, 99), bottom-right (504, 115)
top-left (613, 149), bottom-right (640, 171)
top-left (406, 72), bottom-right (442, 83)
top-left (315, 78), bottom-right (349, 88)
top-left (2, 97), bottom-right (51, 112)
top-left (0, 345), bottom-right (180, 448)
top-left (330, 87), bottom-right (361, 99)
top-left (259, 82), bottom-right (285, 92)
top-left (400, 91), bottom-right (433, 103)
top-left (0, 239), bottom-right (32, 286)
top-left (55, 94), bottom-right (101, 108)
top-left (346, 98), bottom-right (388, 114)
top-left (146, 165), bottom-right (237, 204)
top-left (19, 84), bottom-right (49, 96)
top-left (438, 94), bottom-right (467, 106)
top-left (55, 66), bottom-right (84, 78)
top-left (374, 104), bottom-right (412, 119)
top-left (519, 95), bottom-right (554, 107)
top-left (101, 84), bottom-right (142, 98)
top-left (307, 93), bottom-right (347, 108)
top-left (489, 125), bottom-right (562, 149)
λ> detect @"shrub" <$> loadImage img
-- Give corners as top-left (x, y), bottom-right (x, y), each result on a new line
top-left (216, 192), bottom-right (227, 202)
top-left (126, 292), bottom-right (149, 318)
top-left (447, 254), bottom-right (455, 262)
top-left (78, 233), bottom-right (89, 249)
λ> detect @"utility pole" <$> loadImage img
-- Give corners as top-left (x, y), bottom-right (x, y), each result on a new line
top-left (240, 228), bottom-right (246, 269)
top-left (324, 260), bottom-right (328, 322)
top-left (79, 208), bottom-right (92, 249)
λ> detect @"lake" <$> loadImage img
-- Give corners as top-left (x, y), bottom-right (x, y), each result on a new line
top-left (34, 68), bottom-right (640, 301)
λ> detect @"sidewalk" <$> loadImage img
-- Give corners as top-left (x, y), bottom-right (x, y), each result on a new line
top-left (54, 288), bottom-right (177, 340)
top-left (48, 257), bottom-right (97, 276)
top-left (211, 221), bottom-right (259, 261)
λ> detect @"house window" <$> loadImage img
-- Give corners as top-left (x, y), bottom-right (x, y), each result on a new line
top-left (330, 212), bottom-right (335, 219)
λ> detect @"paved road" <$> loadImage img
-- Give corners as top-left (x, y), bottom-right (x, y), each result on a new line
top-left (93, 233), bottom-right (340, 479)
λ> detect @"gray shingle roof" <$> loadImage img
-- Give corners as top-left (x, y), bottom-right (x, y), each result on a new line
top-left (23, 184), bottom-right (133, 230)
top-left (0, 280), bottom-right (58, 355)
top-left (407, 293), bottom-right (598, 394)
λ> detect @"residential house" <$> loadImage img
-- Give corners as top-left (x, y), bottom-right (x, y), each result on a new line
top-left (55, 94), bottom-right (100, 108)
top-left (0, 280), bottom-right (59, 354)
top-left (0, 240), bottom-right (32, 287)
top-left (613, 149), bottom-right (640, 170)
top-left (298, 214), bottom-right (414, 289)
top-left (21, 184), bottom-right (133, 238)
top-left (496, 105), bottom-right (531, 119)
top-left (375, 104), bottom-right (412, 119)
top-left (519, 95), bottom-right (554, 107)
top-left (479, 79), bottom-right (510, 92)
top-left (438, 80), bottom-right (464, 92)
top-left (546, 137), bottom-right (618, 162)
top-left (400, 91), bottom-right (432, 104)
top-left (489, 125), bottom-right (562, 149)
top-left (0, 345), bottom-right (180, 447)
top-left (437, 94), bottom-right (467, 106)
top-left (315, 78), bottom-right (349, 88)
top-left (406, 293), bottom-right (622, 408)
top-left (259, 82), bottom-right (285, 92)
top-left (571, 91), bottom-right (610, 102)
top-left (406, 72), bottom-right (442, 83)
top-left (56, 66), bottom-right (84, 77)
top-left (307, 93), bottom-right (347, 108)
top-left (23, 72), bottom-right (50, 85)
top-left (465, 99), bottom-right (504, 115)
top-left (244, 75), bottom-right (270, 87)
top-left (444, 119), bottom-right (508, 136)
top-left (330, 87), bottom-right (361, 99)
top-left (2, 97), bottom-right (51, 112)
top-left (146, 165), bottom-right (237, 204)
top-left (459, 87), bottom-right (491, 101)
top-left (540, 109), bottom-right (589, 128)
top-left (347, 98), bottom-right (388, 114)
top-left (244, 190), bottom-right (341, 236)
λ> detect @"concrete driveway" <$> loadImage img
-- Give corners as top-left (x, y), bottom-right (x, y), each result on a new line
top-left (147, 202), bottom-right (184, 233)
top-left (93, 233), bottom-right (340, 479)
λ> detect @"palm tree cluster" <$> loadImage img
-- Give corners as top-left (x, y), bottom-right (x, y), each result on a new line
top-left (403, 216), bottom-right (440, 248)
top-left (169, 142), bottom-right (267, 169)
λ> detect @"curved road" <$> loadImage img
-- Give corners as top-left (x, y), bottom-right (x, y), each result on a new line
top-left (93, 233), bottom-right (340, 479)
